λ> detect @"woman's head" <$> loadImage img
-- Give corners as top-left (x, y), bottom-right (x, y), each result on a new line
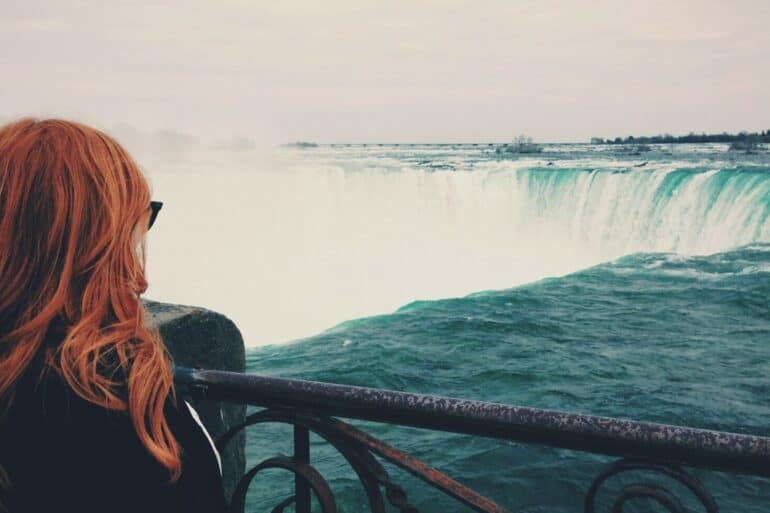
top-left (0, 118), bottom-right (180, 480)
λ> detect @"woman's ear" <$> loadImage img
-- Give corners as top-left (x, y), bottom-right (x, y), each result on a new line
top-left (137, 275), bottom-right (148, 295)
top-left (131, 220), bottom-right (149, 295)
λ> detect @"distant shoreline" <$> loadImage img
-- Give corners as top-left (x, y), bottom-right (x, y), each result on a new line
top-left (593, 130), bottom-right (769, 145)
top-left (285, 133), bottom-right (770, 147)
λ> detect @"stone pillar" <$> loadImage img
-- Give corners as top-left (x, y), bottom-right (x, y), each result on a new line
top-left (143, 300), bottom-right (245, 501)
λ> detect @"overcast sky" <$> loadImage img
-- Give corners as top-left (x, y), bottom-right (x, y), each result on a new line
top-left (1, 1), bottom-right (768, 143)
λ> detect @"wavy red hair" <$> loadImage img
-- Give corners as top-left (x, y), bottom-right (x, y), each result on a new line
top-left (0, 118), bottom-right (181, 481)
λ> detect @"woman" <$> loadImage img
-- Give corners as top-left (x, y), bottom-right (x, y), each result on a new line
top-left (0, 119), bottom-right (227, 512)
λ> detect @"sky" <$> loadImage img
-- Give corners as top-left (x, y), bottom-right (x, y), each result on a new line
top-left (1, 0), bottom-right (768, 143)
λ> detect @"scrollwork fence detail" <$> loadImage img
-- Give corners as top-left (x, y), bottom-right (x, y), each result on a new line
top-left (176, 367), bottom-right (770, 513)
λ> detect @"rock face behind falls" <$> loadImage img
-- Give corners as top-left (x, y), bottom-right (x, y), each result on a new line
top-left (144, 300), bottom-right (246, 501)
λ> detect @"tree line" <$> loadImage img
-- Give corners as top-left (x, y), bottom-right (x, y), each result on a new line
top-left (591, 130), bottom-right (770, 145)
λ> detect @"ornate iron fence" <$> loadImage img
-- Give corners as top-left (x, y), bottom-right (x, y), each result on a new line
top-left (174, 367), bottom-right (770, 513)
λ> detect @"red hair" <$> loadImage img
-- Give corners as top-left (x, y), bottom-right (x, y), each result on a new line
top-left (0, 118), bottom-right (181, 480)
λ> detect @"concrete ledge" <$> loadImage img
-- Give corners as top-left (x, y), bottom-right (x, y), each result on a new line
top-left (143, 299), bottom-right (246, 500)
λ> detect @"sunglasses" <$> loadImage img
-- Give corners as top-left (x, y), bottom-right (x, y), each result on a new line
top-left (149, 201), bottom-right (163, 229)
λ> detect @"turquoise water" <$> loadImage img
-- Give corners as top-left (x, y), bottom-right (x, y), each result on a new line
top-left (242, 144), bottom-right (770, 512)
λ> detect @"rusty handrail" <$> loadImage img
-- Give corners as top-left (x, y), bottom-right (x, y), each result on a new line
top-left (174, 366), bottom-right (770, 478)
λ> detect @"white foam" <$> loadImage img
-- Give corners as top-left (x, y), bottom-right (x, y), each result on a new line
top-left (143, 148), bottom-right (770, 347)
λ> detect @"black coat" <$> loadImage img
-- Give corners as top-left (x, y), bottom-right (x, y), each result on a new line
top-left (0, 357), bottom-right (227, 513)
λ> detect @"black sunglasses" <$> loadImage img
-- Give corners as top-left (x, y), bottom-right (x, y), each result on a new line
top-left (149, 201), bottom-right (163, 229)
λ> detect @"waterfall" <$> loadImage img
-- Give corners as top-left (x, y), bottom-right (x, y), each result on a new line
top-left (145, 147), bottom-right (770, 346)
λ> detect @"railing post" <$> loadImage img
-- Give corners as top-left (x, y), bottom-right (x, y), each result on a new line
top-left (294, 425), bottom-right (311, 513)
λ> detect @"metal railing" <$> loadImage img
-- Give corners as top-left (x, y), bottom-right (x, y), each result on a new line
top-left (174, 367), bottom-right (770, 513)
